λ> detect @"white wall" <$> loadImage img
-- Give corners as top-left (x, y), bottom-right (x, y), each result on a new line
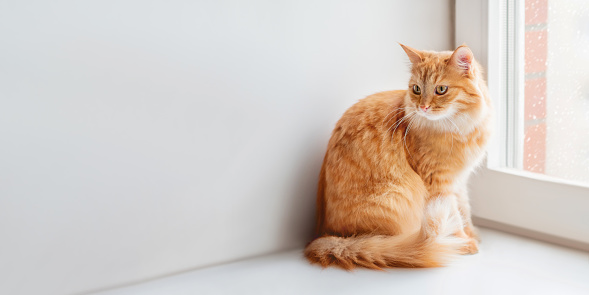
top-left (0, 1), bottom-right (452, 294)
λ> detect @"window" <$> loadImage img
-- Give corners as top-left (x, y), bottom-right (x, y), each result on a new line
top-left (456, 0), bottom-right (589, 249)
top-left (516, 0), bottom-right (589, 184)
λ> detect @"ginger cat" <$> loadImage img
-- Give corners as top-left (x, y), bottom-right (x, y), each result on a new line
top-left (304, 44), bottom-right (492, 269)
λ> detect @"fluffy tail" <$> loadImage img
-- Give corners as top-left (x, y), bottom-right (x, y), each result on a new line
top-left (304, 198), bottom-right (467, 269)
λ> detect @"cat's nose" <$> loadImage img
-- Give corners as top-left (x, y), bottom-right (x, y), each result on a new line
top-left (420, 105), bottom-right (430, 112)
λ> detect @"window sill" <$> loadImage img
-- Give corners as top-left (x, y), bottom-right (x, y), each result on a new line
top-left (485, 167), bottom-right (589, 190)
top-left (91, 228), bottom-right (589, 295)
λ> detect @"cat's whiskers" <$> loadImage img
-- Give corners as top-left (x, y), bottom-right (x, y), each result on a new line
top-left (446, 117), bottom-right (464, 138)
top-left (442, 119), bottom-right (448, 143)
top-left (381, 107), bottom-right (405, 131)
top-left (392, 110), bottom-right (416, 137)
top-left (453, 113), bottom-right (476, 135)
top-left (403, 112), bottom-right (418, 163)
top-left (382, 107), bottom-right (407, 128)
top-left (378, 108), bottom-right (409, 157)
top-left (380, 110), bottom-right (413, 155)
top-left (383, 107), bottom-right (409, 131)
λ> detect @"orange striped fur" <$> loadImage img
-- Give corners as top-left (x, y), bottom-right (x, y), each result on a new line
top-left (305, 44), bottom-right (492, 269)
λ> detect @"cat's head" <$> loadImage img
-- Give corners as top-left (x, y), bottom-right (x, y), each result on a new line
top-left (400, 44), bottom-right (488, 133)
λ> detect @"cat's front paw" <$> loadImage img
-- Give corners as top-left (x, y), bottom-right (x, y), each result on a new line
top-left (464, 225), bottom-right (481, 242)
top-left (459, 238), bottom-right (479, 255)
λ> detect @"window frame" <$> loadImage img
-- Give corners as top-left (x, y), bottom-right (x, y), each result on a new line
top-left (456, 0), bottom-right (589, 249)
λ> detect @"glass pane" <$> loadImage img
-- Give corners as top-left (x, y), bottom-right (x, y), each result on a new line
top-left (522, 0), bottom-right (589, 183)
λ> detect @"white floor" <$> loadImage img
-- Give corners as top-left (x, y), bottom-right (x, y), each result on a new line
top-left (91, 228), bottom-right (589, 295)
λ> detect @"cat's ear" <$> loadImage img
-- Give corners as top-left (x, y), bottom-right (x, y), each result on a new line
top-left (448, 44), bottom-right (474, 75)
top-left (399, 43), bottom-right (423, 64)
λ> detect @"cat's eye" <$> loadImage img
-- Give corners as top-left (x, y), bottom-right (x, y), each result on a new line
top-left (412, 85), bottom-right (421, 95)
top-left (435, 85), bottom-right (448, 95)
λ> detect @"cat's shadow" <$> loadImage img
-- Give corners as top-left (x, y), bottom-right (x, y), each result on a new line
top-left (277, 134), bottom-right (326, 250)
